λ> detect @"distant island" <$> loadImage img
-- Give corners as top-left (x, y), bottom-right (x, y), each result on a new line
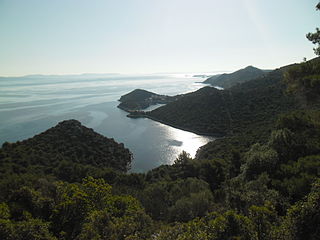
top-left (117, 89), bottom-right (180, 112)
top-left (204, 65), bottom-right (271, 88)
top-left (192, 74), bottom-right (214, 78)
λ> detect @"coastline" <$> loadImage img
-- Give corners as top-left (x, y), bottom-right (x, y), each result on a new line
top-left (126, 112), bottom-right (224, 138)
top-left (117, 95), bottom-right (224, 138)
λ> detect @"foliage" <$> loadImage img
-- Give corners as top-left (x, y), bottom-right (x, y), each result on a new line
top-left (0, 203), bottom-right (10, 220)
top-left (0, 218), bottom-right (57, 240)
top-left (306, 2), bottom-right (320, 56)
top-left (0, 120), bottom-right (132, 182)
top-left (275, 179), bottom-right (320, 240)
top-left (140, 178), bottom-right (213, 222)
top-left (204, 65), bottom-right (266, 88)
top-left (0, 53), bottom-right (320, 239)
top-left (284, 58), bottom-right (320, 103)
top-left (118, 89), bottom-right (177, 111)
top-left (150, 67), bottom-right (297, 152)
top-left (173, 151), bottom-right (192, 165)
top-left (249, 202), bottom-right (278, 240)
top-left (50, 177), bottom-right (152, 239)
top-left (241, 144), bottom-right (278, 180)
top-left (152, 211), bottom-right (257, 240)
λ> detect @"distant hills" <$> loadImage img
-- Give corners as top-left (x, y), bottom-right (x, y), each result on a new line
top-left (0, 73), bottom-right (121, 79)
top-left (204, 66), bottom-right (271, 88)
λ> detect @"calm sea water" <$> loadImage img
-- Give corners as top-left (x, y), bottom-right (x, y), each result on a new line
top-left (0, 73), bottom-right (214, 172)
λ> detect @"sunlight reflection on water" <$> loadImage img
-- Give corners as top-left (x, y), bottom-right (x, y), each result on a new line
top-left (158, 122), bottom-right (214, 164)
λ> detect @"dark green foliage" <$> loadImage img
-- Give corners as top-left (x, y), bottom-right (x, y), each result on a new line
top-left (0, 57), bottom-right (320, 239)
top-left (119, 89), bottom-right (157, 103)
top-left (173, 150), bottom-right (192, 165)
top-left (225, 173), bottom-right (282, 213)
top-left (284, 57), bottom-right (320, 103)
top-left (204, 65), bottom-right (267, 88)
top-left (0, 177), bottom-right (153, 240)
top-left (140, 178), bottom-right (213, 222)
top-left (168, 190), bottom-right (213, 222)
top-left (118, 89), bottom-right (177, 111)
top-left (275, 179), bottom-right (320, 240)
top-left (269, 128), bottom-right (300, 162)
top-left (0, 120), bottom-right (132, 181)
top-left (266, 110), bottom-right (320, 201)
top-left (192, 158), bottom-right (227, 192)
top-left (149, 67), bottom-right (297, 141)
top-left (306, 2), bottom-right (320, 56)
top-left (153, 210), bottom-right (257, 240)
top-left (248, 203), bottom-right (278, 240)
top-left (206, 210), bottom-right (257, 240)
top-left (242, 144), bottom-right (278, 180)
top-left (0, 218), bottom-right (57, 240)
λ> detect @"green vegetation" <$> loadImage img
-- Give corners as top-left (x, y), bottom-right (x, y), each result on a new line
top-left (1, 3), bottom-right (320, 238)
top-left (1, 83), bottom-right (319, 239)
top-left (284, 57), bottom-right (320, 103)
top-left (306, 3), bottom-right (320, 56)
top-left (203, 65), bottom-right (269, 88)
top-left (149, 66), bottom-right (297, 140)
top-left (0, 119), bottom-right (132, 182)
top-left (0, 177), bottom-right (153, 240)
top-left (118, 89), bottom-right (178, 111)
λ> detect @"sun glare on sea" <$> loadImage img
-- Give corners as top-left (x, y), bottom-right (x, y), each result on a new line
top-left (161, 123), bottom-right (214, 164)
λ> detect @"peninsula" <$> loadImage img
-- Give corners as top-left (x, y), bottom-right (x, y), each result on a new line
top-left (117, 89), bottom-right (180, 112)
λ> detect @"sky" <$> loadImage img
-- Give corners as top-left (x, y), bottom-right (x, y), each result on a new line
top-left (0, 0), bottom-right (319, 76)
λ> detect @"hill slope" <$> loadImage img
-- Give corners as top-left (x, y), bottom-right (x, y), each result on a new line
top-left (204, 66), bottom-right (268, 88)
top-left (118, 89), bottom-right (178, 111)
top-left (149, 67), bottom-right (298, 140)
top-left (0, 120), bottom-right (132, 179)
top-left (0, 60), bottom-right (319, 240)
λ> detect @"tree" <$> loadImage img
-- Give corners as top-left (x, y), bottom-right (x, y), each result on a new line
top-left (0, 203), bottom-right (10, 220)
top-left (52, 177), bottom-right (153, 239)
top-left (275, 178), bottom-right (320, 240)
top-left (168, 190), bottom-right (213, 222)
top-left (248, 202), bottom-right (278, 240)
top-left (306, 2), bottom-right (320, 55)
top-left (197, 158), bottom-right (227, 191)
top-left (173, 151), bottom-right (192, 165)
top-left (241, 143), bottom-right (278, 180)
top-left (285, 2), bottom-right (320, 102)
top-left (268, 128), bottom-right (300, 162)
top-left (0, 218), bottom-right (57, 240)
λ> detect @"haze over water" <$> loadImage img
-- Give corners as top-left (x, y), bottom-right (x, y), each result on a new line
top-left (0, 74), bottom-right (214, 172)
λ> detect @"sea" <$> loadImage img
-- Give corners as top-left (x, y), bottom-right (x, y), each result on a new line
top-left (0, 73), bottom-right (214, 172)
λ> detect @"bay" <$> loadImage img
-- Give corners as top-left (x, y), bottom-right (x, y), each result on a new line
top-left (0, 73), bottom-right (214, 172)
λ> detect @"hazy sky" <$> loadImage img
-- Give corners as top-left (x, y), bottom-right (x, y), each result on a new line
top-left (0, 0), bottom-right (319, 76)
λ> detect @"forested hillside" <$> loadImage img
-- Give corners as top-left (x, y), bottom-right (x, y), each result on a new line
top-left (204, 65), bottom-right (268, 88)
top-left (0, 58), bottom-right (319, 240)
top-left (118, 89), bottom-right (177, 111)
top-left (0, 120), bottom-right (132, 181)
top-left (1, 0), bottom-right (320, 239)
top-left (149, 65), bottom-right (298, 141)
